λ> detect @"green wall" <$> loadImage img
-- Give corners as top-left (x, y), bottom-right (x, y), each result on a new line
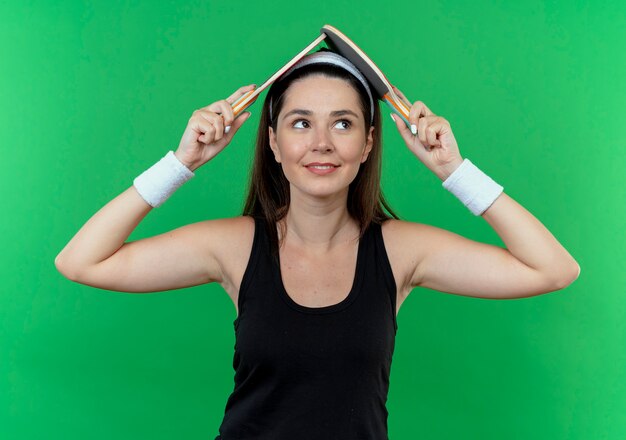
top-left (1, 0), bottom-right (624, 438)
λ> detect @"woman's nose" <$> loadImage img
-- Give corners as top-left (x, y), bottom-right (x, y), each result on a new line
top-left (311, 128), bottom-right (334, 153)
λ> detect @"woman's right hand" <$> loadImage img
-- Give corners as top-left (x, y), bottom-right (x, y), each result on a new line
top-left (174, 84), bottom-right (256, 171)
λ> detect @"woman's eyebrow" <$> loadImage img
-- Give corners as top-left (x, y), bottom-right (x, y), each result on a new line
top-left (283, 109), bottom-right (359, 118)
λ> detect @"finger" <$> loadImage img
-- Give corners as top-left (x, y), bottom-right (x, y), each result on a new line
top-left (194, 118), bottom-right (216, 145)
top-left (427, 119), bottom-right (449, 147)
top-left (420, 101), bottom-right (435, 116)
top-left (390, 113), bottom-right (434, 156)
top-left (198, 111), bottom-right (224, 142)
top-left (390, 113), bottom-right (417, 147)
top-left (419, 117), bottom-right (448, 149)
top-left (425, 125), bottom-right (440, 147)
top-left (209, 111), bottom-right (252, 151)
top-left (226, 84), bottom-right (256, 105)
top-left (409, 101), bottom-right (435, 122)
top-left (408, 102), bottom-right (433, 136)
top-left (391, 85), bottom-right (412, 109)
top-left (212, 100), bottom-right (235, 133)
top-left (224, 111), bottom-right (252, 139)
top-left (418, 116), bottom-right (439, 146)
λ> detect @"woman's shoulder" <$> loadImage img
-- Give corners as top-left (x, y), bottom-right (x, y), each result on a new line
top-left (379, 218), bottom-right (446, 292)
top-left (202, 214), bottom-right (256, 237)
top-left (380, 217), bottom-right (441, 235)
top-left (197, 215), bottom-right (257, 275)
top-left (207, 214), bottom-right (256, 229)
top-left (380, 218), bottom-right (425, 237)
top-left (189, 215), bottom-right (256, 254)
top-left (191, 216), bottom-right (257, 302)
top-left (379, 218), bottom-right (439, 257)
top-left (191, 214), bottom-right (255, 231)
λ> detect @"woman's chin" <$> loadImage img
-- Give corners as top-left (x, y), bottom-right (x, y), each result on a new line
top-left (290, 184), bottom-right (350, 202)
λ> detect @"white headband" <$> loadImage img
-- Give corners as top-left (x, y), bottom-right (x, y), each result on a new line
top-left (269, 51), bottom-right (375, 126)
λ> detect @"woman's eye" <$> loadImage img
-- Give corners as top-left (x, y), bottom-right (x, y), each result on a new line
top-left (335, 120), bottom-right (351, 130)
top-left (292, 119), bottom-right (351, 129)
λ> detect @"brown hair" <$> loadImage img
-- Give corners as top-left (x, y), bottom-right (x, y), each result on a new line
top-left (242, 52), bottom-right (399, 257)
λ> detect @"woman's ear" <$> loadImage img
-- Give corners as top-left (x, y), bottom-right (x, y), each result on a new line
top-left (268, 126), bottom-right (281, 163)
top-left (360, 126), bottom-right (375, 163)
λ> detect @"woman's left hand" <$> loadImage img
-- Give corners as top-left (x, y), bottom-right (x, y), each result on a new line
top-left (390, 85), bottom-right (464, 181)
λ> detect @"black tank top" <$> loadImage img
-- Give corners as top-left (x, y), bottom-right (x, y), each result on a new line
top-left (215, 217), bottom-right (398, 440)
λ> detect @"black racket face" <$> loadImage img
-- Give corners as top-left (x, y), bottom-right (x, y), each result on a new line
top-left (321, 25), bottom-right (390, 100)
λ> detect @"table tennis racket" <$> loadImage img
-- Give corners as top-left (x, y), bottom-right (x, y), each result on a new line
top-left (229, 33), bottom-right (327, 118)
top-left (321, 24), bottom-right (412, 129)
top-left (227, 24), bottom-right (413, 130)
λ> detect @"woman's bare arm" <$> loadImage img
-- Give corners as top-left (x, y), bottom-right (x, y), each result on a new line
top-left (55, 85), bottom-right (256, 292)
top-left (54, 186), bottom-right (226, 292)
top-left (388, 92), bottom-right (580, 300)
top-left (406, 192), bottom-right (580, 299)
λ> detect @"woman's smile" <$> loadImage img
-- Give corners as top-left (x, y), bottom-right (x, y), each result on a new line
top-left (305, 162), bottom-right (340, 175)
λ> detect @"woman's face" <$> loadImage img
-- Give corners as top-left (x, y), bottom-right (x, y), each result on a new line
top-left (268, 74), bottom-right (374, 201)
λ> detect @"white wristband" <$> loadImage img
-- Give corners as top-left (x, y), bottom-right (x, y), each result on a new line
top-left (442, 158), bottom-right (503, 216)
top-left (133, 150), bottom-right (195, 208)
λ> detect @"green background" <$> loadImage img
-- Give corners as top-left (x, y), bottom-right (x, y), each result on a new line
top-left (2, 0), bottom-right (624, 438)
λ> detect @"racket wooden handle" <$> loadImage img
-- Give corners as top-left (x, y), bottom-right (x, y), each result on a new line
top-left (383, 93), bottom-right (412, 128)
top-left (231, 88), bottom-right (259, 118)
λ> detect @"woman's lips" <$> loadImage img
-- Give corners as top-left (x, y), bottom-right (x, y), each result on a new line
top-left (305, 163), bottom-right (339, 175)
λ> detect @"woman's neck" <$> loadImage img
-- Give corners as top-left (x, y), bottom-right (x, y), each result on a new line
top-left (279, 190), bottom-right (359, 252)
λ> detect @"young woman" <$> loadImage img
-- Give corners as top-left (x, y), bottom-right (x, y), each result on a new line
top-left (55, 50), bottom-right (580, 439)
